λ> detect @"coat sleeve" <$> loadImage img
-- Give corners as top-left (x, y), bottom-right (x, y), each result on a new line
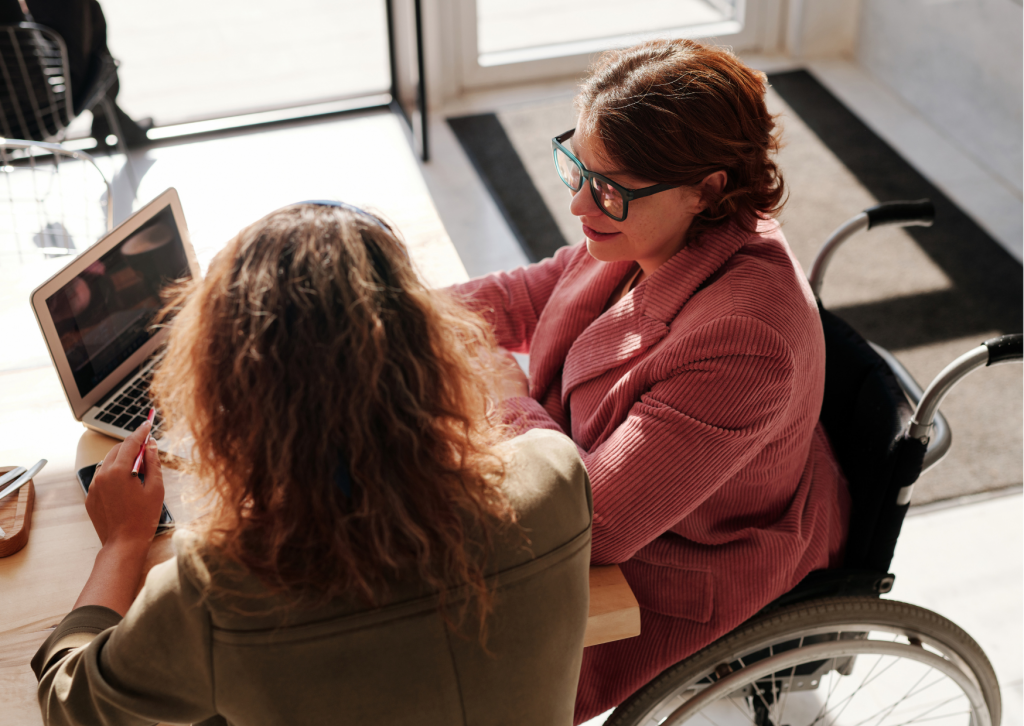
top-left (32, 554), bottom-right (218, 726)
top-left (507, 316), bottom-right (798, 565)
top-left (449, 244), bottom-right (577, 353)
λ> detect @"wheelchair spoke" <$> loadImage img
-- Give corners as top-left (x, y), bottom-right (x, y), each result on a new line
top-left (725, 689), bottom-right (757, 725)
top-left (807, 656), bottom-right (842, 726)
top-left (848, 666), bottom-right (934, 726)
top-left (696, 704), bottom-right (731, 726)
top-left (837, 667), bottom-right (950, 726)
top-left (749, 674), bottom-right (778, 722)
top-left (889, 708), bottom-right (972, 726)
top-left (732, 655), bottom-right (775, 720)
top-left (886, 694), bottom-right (970, 726)
top-left (819, 654), bottom-right (902, 726)
top-left (776, 637), bottom-right (805, 724)
top-left (623, 601), bottom-right (997, 726)
top-left (876, 672), bottom-right (953, 726)
top-left (733, 655), bottom-right (779, 721)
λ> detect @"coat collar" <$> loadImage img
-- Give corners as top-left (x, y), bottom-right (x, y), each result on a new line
top-left (528, 254), bottom-right (634, 399)
top-left (561, 220), bottom-right (754, 399)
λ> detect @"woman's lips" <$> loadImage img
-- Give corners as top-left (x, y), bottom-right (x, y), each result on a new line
top-left (582, 224), bottom-right (620, 241)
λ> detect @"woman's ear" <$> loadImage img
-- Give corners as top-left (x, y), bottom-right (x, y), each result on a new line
top-left (695, 170), bottom-right (728, 212)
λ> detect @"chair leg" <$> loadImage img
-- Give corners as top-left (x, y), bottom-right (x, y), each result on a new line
top-left (99, 96), bottom-right (139, 201)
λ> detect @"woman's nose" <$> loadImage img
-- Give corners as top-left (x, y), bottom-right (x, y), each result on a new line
top-left (569, 182), bottom-right (598, 217)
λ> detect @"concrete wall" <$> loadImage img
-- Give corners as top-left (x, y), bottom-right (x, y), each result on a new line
top-left (856, 0), bottom-right (1023, 197)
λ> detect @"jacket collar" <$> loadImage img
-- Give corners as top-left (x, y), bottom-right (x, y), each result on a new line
top-left (561, 220), bottom-right (752, 399)
top-left (528, 255), bottom-right (634, 399)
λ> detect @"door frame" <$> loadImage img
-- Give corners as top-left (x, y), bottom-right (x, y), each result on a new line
top-left (387, 0), bottom-right (430, 160)
top-left (445, 0), bottom-right (783, 93)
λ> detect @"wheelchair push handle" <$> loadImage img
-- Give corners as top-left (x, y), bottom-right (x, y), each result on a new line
top-left (808, 199), bottom-right (935, 299)
top-left (908, 333), bottom-right (1023, 442)
top-left (878, 334), bottom-right (1020, 506)
top-left (983, 333), bottom-right (1023, 365)
top-left (865, 199), bottom-right (935, 230)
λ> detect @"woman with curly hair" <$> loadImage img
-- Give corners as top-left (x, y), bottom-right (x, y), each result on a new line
top-left (32, 203), bottom-right (593, 725)
top-left (452, 39), bottom-right (851, 722)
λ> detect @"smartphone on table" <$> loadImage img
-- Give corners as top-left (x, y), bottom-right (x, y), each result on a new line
top-left (76, 463), bottom-right (174, 535)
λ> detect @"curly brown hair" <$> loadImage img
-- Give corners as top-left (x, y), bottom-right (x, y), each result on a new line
top-left (152, 204), bottom-right (514, 628)
top-left (576, 38), bottom-right (786, 239)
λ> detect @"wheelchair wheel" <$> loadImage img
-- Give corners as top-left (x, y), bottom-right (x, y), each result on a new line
top-left (605, 597), bottom-right (1001, 726)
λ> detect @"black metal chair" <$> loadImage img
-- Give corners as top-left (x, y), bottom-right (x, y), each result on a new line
top-left (0, 5), bottom-right (132, 245)
top-left (0, 18), bottom-right (124, 141)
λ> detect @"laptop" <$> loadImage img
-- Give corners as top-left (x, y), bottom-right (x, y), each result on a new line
top-left (30, 188), bottom-right (200, 448)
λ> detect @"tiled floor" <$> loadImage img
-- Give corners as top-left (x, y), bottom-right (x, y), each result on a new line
top-left (805, 59), bottom-right (1022, 264)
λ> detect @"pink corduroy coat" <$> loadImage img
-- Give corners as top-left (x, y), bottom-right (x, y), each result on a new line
top-left (452, 218), bottom-right (851, 723)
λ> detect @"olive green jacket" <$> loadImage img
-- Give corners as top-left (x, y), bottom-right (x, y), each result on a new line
top-left (32, 430), bottom-right (593, 726)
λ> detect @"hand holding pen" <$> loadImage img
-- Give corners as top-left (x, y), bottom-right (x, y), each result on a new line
top-left (88, 417), bottom-right (164, 547)
top-left (131, 409), bottom-right (156, 480)
top-left (76, 420), bottom-right (164, 614)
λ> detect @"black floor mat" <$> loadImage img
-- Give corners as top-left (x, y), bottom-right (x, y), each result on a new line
top-left (447, 113), bottom-right (568, 262)
top-left (769, 70), bottom-right (1022, 350)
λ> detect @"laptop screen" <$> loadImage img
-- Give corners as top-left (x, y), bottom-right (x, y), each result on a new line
top-left (44, 205), bottom-right (192, 398)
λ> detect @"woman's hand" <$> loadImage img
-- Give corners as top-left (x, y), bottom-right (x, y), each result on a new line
top-left (87, 420), bottom-right (165, 547)
top-left (74, 421), bottom-right (165, 616)
top-left (491, 347), bottom-right (529, 399)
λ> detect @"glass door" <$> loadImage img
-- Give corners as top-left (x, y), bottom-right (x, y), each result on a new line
top-left (457, 0), bottom-right (777, 89)
top-left (100, 0), bottom-right (392, 126)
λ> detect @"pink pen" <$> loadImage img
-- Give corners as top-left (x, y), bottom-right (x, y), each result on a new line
top-left (131, 409), bottom-right (156, 477)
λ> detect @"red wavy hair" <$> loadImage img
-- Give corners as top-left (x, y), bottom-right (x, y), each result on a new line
top-left (576, 38), bottom-right (786, 239)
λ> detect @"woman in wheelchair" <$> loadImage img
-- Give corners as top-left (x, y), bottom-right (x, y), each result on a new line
top-left (32, 203), bottom-right (594, 725)
top-left (452, 39), bottom-right (852, 723)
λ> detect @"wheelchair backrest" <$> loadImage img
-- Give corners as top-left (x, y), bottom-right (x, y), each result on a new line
top-left (818, 306), bottom-right (927, 573)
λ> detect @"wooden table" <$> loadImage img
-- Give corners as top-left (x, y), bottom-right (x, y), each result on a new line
top-left (0, 427), bottom-right (639, 723)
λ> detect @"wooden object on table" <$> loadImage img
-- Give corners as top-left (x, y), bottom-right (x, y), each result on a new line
top-left (585, 563), bottom-right (641, 647)
top-left (76, 430), bottom-right (123, 471)
top-left (0, 466), bottom-right (36, 558)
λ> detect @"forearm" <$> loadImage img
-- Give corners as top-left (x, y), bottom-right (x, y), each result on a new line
top-left (73, 538), bottom-right (150, 616)
top-left (449, 245), bottom-right (574, 351)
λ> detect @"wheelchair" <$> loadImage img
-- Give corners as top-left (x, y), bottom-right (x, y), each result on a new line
top-left (604, 201), bottom-right (1023, 726)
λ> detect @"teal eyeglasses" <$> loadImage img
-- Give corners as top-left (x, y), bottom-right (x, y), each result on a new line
top-left (552, 129), bottom-right (683, 222)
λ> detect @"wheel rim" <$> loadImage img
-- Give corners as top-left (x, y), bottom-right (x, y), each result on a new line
top-left (632, 626), bottom-right (993, 726)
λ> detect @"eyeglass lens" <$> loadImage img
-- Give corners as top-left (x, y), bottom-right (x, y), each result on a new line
top-left (555, 147), bottom-right (582, 190)
top-left (591, 178), bottom-right (624, 219)
top-left (555, 147), bottom-right (626, 220)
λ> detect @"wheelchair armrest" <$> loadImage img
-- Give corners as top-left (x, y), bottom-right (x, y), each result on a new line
top-left (869, 343), bottom-right (951, 477)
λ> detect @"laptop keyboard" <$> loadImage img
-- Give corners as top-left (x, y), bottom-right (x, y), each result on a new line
top-left (94, 369), bottom-right (163, 438)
